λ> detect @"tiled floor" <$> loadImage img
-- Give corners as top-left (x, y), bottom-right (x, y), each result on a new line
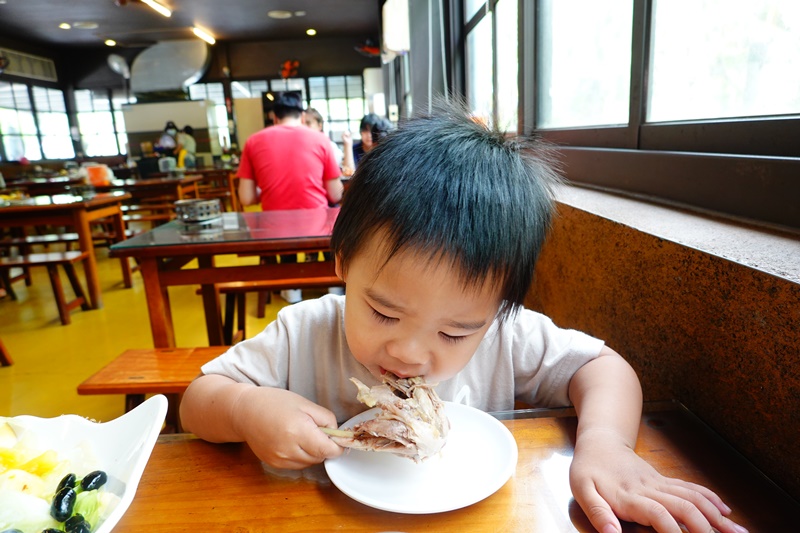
top-left (0, 245), bottom-right (290, 422)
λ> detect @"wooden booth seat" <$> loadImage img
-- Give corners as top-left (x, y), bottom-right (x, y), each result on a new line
top-left (0, 251), bottom-right (91, 325)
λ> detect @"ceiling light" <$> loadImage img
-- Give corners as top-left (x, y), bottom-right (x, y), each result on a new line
top-left (73, 21), bottom-right (99, 30)
top-left (267, 10), bottom-right (292, 19)
top-left (294, 11), bottom-right (306, 17)
top-left (306, 29), bottom-right (317, 36)
top-left (140, 0), bottom-right (172, 18)
top-left (192, 26), bottom-right (216, 45)
top-left (59, 23), bottom-right (72, 30)
top-left (105, 39), bottom-right (117, 47)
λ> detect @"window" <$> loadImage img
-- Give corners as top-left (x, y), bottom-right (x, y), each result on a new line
top-left (466, 12), bottom-right (493, 123)
top-left (33, 87), bottom-right (74, 159)
top-left (648, 0), bottom-right (800, 122)
top-left (188, 82), bottom-right (230, 150)
top-left (495, 0), bottom-right (519, 131)
top-left (307, 76), bottom-right (366, 146)
top-left (463, 0), bottom-right (518, 131)
top-left (0, 82), bottom-right (41, 161)
top-left (75, 89), bottom-right (128, 157)
top-left (537, 0), bottom-right (633, 128)
top-left (508, 0), bottom-right (800, 229)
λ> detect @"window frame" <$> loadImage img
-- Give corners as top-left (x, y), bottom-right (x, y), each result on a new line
top-left (526, 0), bottom-right (800, 229)
top-left (457, 0), bottom-right (800, 230)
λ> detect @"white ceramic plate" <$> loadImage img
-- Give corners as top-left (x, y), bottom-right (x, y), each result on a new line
top-left (3, 394), bottom-right (168, 532)
top-left (324, 401), bottom-right (518, 514)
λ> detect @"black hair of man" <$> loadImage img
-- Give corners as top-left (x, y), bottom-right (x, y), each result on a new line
top-left (331, 99), bottom-right (562, 319)
top-left (273, 92), bottom-right (304, 120)
top-left (182, 125), bottom-right (194, 136)
top-left (359, 113), bottom-right (382, 133)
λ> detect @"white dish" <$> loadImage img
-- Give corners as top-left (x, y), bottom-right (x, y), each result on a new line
top-left (3, 394), bottom-right (167, 532)
top-left (324, 401), bottom-right (518, 514)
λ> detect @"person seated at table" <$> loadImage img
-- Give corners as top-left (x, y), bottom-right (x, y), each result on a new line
top-left (303, 107), bottom-right (344, 169)
top-left (180, 100), bottom-right (744, 533)
top-left (340, 113), bottom-right (393, 177)
top-left (175, 125), bottom-right (197, 169)
top-left (155, 121), bottom-right (179, 157)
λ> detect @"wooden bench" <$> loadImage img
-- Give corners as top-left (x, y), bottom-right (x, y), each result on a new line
top-left (0, 251), bottom-right (91, 325)
top-left (199, 276), bottom-right (344, 344)
top-left (77, 346), bottom-right (229, 432)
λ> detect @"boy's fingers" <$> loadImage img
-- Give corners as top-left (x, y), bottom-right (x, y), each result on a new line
top-left (572, 486), bottom-right (622, 533)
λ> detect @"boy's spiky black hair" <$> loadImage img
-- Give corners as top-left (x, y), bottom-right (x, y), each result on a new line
top-left (331, 100), bottom-right (561, 318)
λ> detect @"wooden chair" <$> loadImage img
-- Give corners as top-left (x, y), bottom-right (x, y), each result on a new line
top-left (0, 251), bottom-right (91, 325)
top-left (196, 170), bottom-right (240, 212)
top-left (198, 275), bottom-right (344, 345)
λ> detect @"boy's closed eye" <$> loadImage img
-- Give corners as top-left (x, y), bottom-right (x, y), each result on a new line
top-left (370, 307), bottom-right (397, 324)
top-left (369, 304), bottom-right (477, 344)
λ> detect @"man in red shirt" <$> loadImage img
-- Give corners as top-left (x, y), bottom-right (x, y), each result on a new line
top-left (237, 92), bottom-right (344, 303)
top-left (237, 92), bottom-right (343, 211)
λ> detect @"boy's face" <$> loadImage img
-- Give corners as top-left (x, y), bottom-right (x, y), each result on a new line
top-left (336, 232), bottom-right (502, 383)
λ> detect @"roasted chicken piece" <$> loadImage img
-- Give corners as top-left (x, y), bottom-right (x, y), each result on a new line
top-left (326, 372), bottom-right (450, 462)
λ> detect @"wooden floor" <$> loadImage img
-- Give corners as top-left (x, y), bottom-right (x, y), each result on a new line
top-left (0, 244), bottom-right (294, 422)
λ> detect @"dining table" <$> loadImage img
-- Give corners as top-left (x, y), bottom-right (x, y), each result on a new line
top-left (109, 208), bottom-right (340, 348)
top-left (112, 403), bottom-right (799, 532)
top-left (92, 174), bottom-right (203, 202)
top-left (0, 191), bottom-right (133, 308)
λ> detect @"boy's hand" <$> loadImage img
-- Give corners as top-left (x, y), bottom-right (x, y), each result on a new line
top-left (569, 429), bottom-right (747, 533)
top-left (236, 386), bottom-right (344, 470)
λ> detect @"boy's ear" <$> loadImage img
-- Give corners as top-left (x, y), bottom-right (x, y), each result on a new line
top-left (334, 253), bottom-right (345, 281)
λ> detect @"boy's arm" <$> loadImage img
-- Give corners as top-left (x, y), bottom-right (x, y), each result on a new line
top-left (568, 348), bottom-right (746, 533)
top-left (180, 373), bottom-right (344, 469)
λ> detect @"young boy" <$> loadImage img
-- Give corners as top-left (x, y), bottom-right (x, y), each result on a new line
top-left (180, 103), bottom-right (745, 533)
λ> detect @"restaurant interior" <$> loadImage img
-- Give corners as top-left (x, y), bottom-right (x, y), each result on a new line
top-left (1, 1), bottom-right (799, 530)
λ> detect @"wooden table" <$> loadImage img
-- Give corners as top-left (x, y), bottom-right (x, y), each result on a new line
top-left (93, 174), bottom-right (202, 202)
top-left (112, 404), bottom-right (799, 531)
top-left (0, 192), bottom-right (133, 308)
top-left (77, 346), bottom-right (228, 430)
top-left (109, 208), bottom-right (339, 347)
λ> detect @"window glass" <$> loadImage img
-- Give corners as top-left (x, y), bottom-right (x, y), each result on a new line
top-left (465, 0), bottom-right (485, 22)
top-left (648, 0), bottom-right (800, 122)
top-left (495, 0), bottom-right (518, 132)
top-left (308, 77), bottom-right (327, 100)
top-left (537, 0), bottom-right (633, 128)
top-left (326, 77), bottom-right (347, 99)
top-left (466, 12), bottom-right (493, 123)
top-left (188, 83), bottom-right (230, 150)
top-left (75, 89), bottom-right (120, 156)
top-left (33, 87), bottom-right (74, 159)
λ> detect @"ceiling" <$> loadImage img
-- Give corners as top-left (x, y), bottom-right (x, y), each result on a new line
top-left (0, 0), bottom-right (382, 49)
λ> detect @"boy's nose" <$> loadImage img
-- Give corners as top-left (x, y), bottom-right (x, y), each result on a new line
top-left (385, 337), bottom-right (428, 367)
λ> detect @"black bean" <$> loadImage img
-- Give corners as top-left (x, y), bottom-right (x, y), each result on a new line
top-left (80, 470), bottom-right (108, 491)
top-left (66, 521), bottom-right (92, 533)
top-left (65, 513), bottom-right (85, 530)
top-left (56, 472), bottom-right (77, 493)
top-left (50, 486), bottom-right (76, 522)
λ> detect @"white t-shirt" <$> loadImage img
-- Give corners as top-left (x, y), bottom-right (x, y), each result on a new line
top-left (201, 294), bottom-right (605, 423)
